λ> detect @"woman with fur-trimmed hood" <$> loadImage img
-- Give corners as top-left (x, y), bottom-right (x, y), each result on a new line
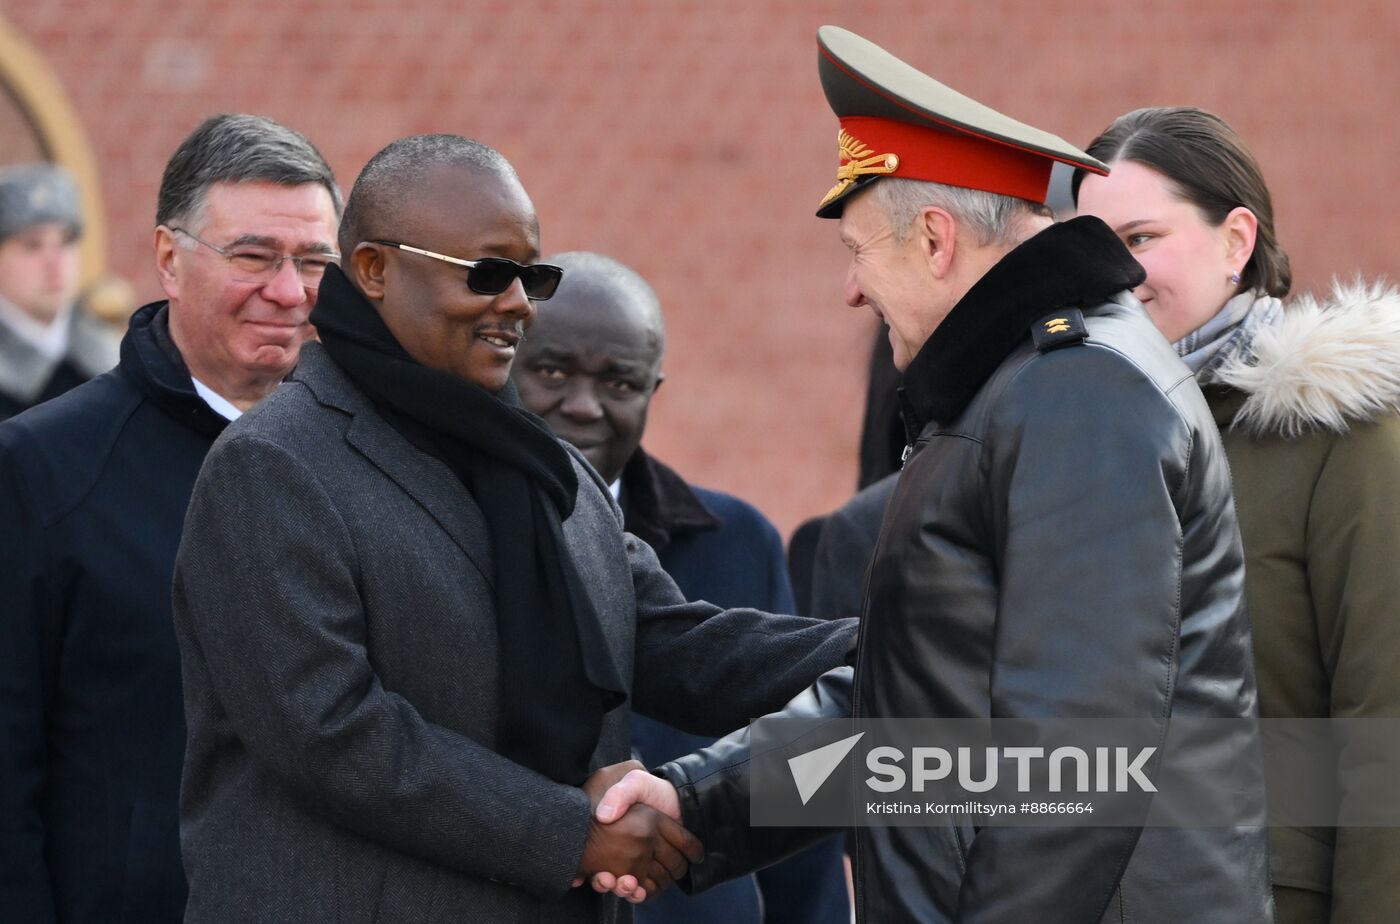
top-left (1077, 106), bottom-right (1400, 924)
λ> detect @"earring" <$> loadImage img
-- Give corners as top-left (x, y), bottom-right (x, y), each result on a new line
top-left (1230, 271), bottom-right (1242, 285)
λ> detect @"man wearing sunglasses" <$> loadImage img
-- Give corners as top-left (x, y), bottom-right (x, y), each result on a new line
top-left (168, 133), bottom-right (858, 924)
top-left (0, 114), bottom-right (340, 924)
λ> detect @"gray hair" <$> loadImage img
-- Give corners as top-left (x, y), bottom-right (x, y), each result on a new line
top-left (156, 114), bottom-right (341, 231)
top-left (338, 134), bottom-right (520, 256)
top-left (874, 177), bottom-right (1049, 248)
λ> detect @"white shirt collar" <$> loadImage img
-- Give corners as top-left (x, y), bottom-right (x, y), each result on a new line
top-left (191, 376), bottom-right (242, 421)
top-left (0, 295), bottom-right (72, 361)
top-left (609, 478), bottom-right (622, 500)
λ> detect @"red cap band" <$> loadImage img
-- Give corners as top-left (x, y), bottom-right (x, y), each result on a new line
top-left (839, 115), bottom-right (1053, 204)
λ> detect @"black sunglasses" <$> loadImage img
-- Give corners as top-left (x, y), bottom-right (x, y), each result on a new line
top-left (372, 240), bottom-right (564, 300)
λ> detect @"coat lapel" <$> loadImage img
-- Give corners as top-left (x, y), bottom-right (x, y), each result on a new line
top-left (294, 344), bottom-right (496, 588)
top-left (344, 413), bottom-right (495, 588)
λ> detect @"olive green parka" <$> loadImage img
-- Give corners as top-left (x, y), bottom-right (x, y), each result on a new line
top-left (1205, 280), bottom-right (1400, 924)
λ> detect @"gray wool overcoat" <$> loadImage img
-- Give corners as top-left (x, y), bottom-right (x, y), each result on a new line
top-left (170, 343), bottom-right (857, 923)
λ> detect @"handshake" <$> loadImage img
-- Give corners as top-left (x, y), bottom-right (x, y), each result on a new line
top-left (574, 760), bottom-right (699, 904)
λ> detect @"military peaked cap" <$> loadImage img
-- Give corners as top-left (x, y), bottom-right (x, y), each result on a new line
top-left (816, 25), bottom-right (1108, 217)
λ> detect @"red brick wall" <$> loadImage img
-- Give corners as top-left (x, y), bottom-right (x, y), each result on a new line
top-left (5, 0), bottom-right (1395, 537)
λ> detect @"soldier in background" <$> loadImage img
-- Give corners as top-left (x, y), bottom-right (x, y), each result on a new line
top-left (0, 163), bottom-right (119, 420)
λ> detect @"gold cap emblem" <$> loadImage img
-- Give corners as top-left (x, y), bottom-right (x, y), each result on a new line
top-left (819, 128), bottom-right (901, 210)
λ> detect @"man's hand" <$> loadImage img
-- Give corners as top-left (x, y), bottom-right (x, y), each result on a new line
top-left (596, 767), bottom-right (681, 824)
top-left (574, 762), bottom-right (702, 903)
top-left (577, 802), bottom-right (701, 903)
top-left (583, 760), bottom-right (647, 812)
top-left (573, 761), bottom-right (645, 888)
top-left (590, 769), bottom-right (690, 900)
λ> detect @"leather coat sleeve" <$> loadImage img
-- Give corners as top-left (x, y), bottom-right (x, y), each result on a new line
top-left (956, 348), bottom-right (1192, 922)
top-left (172, 435), bottom-right (592, 900)
top-left (628, 533), bottom-right (858, 737)
top-left (0, 442), bottom-right (58, 922)
top-left (1305, 418), bottom-right (1400, 923)
top-left (654, 667), bottom-right (855, 893)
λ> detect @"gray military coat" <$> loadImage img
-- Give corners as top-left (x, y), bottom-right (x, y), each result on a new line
top-left (171, 344), bottom-right (856, 923)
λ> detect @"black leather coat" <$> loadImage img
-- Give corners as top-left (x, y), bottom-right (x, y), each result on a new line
top-left (658, 219), bottom-right (1274, 923)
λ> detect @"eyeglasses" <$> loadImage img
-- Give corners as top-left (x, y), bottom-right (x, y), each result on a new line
top-left (170, 227), bottom-right (339, 286)
top-left (372, 240), bottom-right (564, 301)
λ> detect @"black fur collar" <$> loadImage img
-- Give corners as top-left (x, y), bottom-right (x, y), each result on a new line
top-left (899, 216), bottom-right (1144, 430)
top-left (620, 447), bottom-right (721, 553)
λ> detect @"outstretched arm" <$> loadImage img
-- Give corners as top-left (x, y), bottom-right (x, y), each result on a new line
top-left (626, 532), bottom-right (857, 736)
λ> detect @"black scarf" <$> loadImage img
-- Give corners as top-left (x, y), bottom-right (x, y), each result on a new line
top-left (618, 448), bottom-right (720, 554)
top-left (311, 265), bottom-right (624, 785)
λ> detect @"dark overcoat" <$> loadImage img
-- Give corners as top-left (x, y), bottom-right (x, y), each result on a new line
top-left (170, 343), bottom-right (857, 923)
top-left (0, 303), bottom-right (224, 923)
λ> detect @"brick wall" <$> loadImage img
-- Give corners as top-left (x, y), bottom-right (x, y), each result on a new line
top-left (4, 0), bottom-right (1395, 538)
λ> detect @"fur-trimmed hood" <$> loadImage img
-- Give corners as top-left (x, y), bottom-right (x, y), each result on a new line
top-left (1214, 279), bottom-right (1400, 438)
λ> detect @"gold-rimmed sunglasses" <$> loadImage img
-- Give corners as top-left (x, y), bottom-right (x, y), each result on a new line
top-left (372, 240), bottom-right (564, 301)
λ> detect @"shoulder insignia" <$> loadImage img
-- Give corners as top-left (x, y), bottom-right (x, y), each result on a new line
top-left (1031, 308), bottom-right (1088, 353)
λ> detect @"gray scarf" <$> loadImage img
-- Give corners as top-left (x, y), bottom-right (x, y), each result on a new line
top-left (1174, 290), bottom-right (1283, 382)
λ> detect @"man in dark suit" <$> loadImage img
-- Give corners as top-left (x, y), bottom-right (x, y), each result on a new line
top-left (170, 134), bottom-right (857, 923)
top-left (512, 251), bottom-right (851, 924)
top-left (0, 115), bottom-right (341, 923)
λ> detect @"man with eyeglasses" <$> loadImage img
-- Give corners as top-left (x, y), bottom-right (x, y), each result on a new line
top-left (167, 133), bottom-right (857, 923)
top-left (0, 113), bottom-right (340, 924)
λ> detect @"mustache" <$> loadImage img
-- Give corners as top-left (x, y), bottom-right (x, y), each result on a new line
top-left (476, 319), bottom-right (529, 344)
top-left (474, 321), bottom-right (527, 340)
